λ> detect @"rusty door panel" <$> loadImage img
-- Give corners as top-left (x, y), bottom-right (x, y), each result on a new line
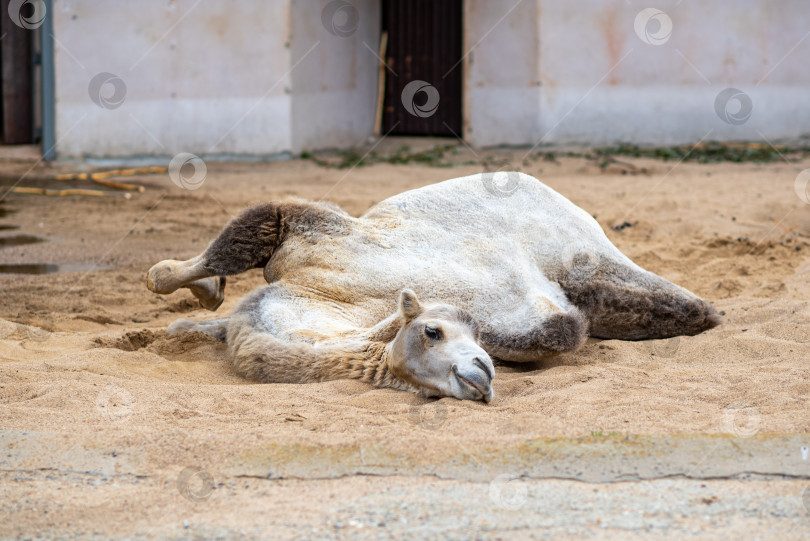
top-left (382, 0), bottom-right (463, 136)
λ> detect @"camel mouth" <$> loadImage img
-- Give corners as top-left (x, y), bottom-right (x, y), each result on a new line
top-left (452, 364), bottom-right (493, 403)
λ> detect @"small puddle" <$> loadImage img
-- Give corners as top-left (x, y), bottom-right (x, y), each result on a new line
top-left (0, 235), bottom-right (43, 248)
top-left (0, 263), bottom-right (110, 275)
top-left (0, 225), bottom-right (19, 231)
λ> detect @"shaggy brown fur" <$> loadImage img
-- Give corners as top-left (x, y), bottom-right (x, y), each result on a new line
top-left (481, 309), bottom-right (589, 357)
top-left (200, 201), bottom-right (349, 276)
top-left (562, 263), bottom-right (721, 340)
top-left (226, 304), bottom-right (420, 392)
top-left (228, 330), bottom-right (418, 391)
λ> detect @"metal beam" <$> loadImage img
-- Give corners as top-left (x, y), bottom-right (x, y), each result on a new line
top-left (40, 0), bottom-right (55, 160)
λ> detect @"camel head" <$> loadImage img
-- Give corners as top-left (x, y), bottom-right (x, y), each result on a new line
top-left (388, 289), bottom-right (494, 403)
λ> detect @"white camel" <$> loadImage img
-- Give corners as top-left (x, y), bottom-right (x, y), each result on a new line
top-left (146, 172), bottom-right (721, 402)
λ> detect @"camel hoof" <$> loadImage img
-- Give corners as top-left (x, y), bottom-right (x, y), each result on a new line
top-left (146, 260), bottom-right (182, 294)
top-left (187, 276), bottom-right (226, 311)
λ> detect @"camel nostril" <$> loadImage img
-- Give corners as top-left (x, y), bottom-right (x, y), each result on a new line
top-left (453, 363), bottom-right (494, 403)
top-left (473, 356), bottom-right (493, 380)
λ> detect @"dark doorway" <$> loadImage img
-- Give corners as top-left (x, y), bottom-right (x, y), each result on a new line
top-left (381, 0), bottom-right (463, 136)
top-left (0, 0), bottom-right (36, 144)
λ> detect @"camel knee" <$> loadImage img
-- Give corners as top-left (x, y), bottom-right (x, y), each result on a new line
top-left (537, 310), bottom-right (589, 352)
top-left (482, 309), bottom-right (588, 361)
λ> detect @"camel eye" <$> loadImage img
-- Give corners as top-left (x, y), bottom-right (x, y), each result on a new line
top-left (424, 326), bottom-right (442, 340)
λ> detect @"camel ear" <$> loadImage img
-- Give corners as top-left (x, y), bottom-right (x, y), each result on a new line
top-left (399, 289), bottom-right (423, 320)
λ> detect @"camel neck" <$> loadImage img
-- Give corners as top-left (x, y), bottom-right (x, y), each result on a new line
top-left (358, 343), bottom-right (418, 392)
top-left (307, 316), bottom-right (418, 393)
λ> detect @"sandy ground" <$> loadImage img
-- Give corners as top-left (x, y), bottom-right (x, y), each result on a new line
top-left (1, 146), bottom-right (809, 539)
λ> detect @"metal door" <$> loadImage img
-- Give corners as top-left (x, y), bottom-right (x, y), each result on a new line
top-left (381, 0), bottom-right (463, 136)
top-left (1, 0), bottom-right (35, 144)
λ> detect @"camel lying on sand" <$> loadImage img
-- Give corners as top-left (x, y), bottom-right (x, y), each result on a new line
top-left (146, 172), bottom-right (721, 402)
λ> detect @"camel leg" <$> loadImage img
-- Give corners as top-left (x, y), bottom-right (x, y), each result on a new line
top-left (480, 299), bottom-right (589, 362)
top-left (563, 258), bottom-right (722, 340)
top-left (187, 276), bottom-right (227, 311)
top-left (146, 254), bottom-right (226, 310)
top-left (167, 317), bottom-right (229, 341)
top-left (146, 204), bottom-right (282, 310)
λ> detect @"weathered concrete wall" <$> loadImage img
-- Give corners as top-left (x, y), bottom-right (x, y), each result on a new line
top-left (464, 0), bottom-right (540, 146)
top-left (52, 0), bottom-right (380, 159)
top-left (53, 0), bottom-right (294, 160)
top-left (52, 0), bottom-right (810, 158)
top-left (290, 0), bottom-right (380, 153)
top-left (464, 0), bottom-right (542, 146)
top-left (466, 0), bottom-right (810, 147)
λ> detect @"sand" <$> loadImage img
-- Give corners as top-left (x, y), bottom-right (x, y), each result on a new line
top-left (1, 147), bottom-right (809, 538)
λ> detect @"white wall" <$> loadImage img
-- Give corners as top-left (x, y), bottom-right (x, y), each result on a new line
top-left (290, 0), bottom-right (380, 153)
top-left (53, 0), bottom-right (294, 160)
top-left (464, 0), bottom-right (542, 146)
top-left (52, 0), bottom-right (380, 160)
top-left (52, 0), bottom-right (810, 158)
top-left (466, 0), bottom-right (810, 147)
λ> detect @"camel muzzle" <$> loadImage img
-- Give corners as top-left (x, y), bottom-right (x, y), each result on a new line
top-left (453, 362), bottom-right (494, 403)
